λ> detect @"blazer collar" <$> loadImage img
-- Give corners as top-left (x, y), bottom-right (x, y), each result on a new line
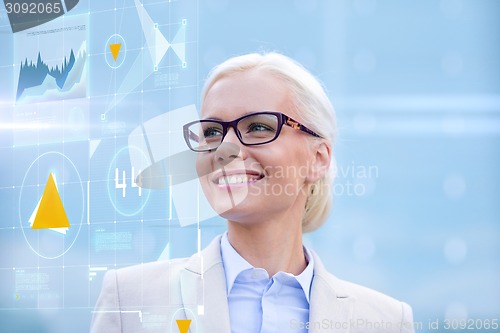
top-left (180, 235), bottom-right (231, 333)
top-left (308, 249), bottom-right (353, 332)
top-left (180, 235), bottom-right (353, 333)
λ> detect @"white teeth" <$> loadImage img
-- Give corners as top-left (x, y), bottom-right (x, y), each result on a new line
top-left (217, 174), bottom-right (260, 185)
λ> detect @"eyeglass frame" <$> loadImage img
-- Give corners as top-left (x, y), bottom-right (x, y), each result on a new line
top-left (183, 111), bottom-right (322, 152)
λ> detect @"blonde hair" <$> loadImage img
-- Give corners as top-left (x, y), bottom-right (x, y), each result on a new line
top-left (201, 52), bottom-right (337, 232)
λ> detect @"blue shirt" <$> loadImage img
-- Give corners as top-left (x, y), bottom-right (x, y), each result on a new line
top-left (220, 232), bottom-right (314, 333)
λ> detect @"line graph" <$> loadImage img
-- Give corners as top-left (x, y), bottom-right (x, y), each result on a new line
top-left (16, 44), bottom-right (86, 102)
top-left (13, 14), bottom-right (87, 104)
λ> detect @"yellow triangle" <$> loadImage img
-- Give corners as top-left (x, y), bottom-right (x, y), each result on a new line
top-left (109, 43), bottom-right (122, 61)
top-left (32, 173), bottom-right (70, 230)
top-left (176, 319), bottom-right (191, 333)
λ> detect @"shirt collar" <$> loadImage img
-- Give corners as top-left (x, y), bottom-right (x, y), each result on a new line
top-left (220, 232), bottom-right (315, 303)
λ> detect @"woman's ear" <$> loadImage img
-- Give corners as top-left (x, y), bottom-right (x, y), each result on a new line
top-left (307, 140), bottom-right (331, 183)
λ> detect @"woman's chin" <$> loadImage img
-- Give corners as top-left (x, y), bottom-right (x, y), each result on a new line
top-left (202, 178), bottom-right (262, 215)
top-left (208, 194), bottom-right (251, 217)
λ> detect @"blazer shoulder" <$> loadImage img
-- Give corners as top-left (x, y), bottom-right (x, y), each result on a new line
top-left (91, 237), bottom-right (224, 333)
top-left (115, 257), bottom-right (189, 281)
top-left (316, 271), bottom-right (414, 331)
top-left (333, 275), bottom-right (403, 306)
top-left (110, 257), bottom-right (190, 306)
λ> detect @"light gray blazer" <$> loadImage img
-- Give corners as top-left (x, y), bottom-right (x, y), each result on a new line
top-left (91, 235), bottom-right (414, 333)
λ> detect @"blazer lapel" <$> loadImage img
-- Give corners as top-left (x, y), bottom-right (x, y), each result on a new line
top-left (309, 251), bottom-right (353, 333)
top-left (180, 237), bottom-right (353, 333)
top-left (180, 235), bottom-right (231, 333)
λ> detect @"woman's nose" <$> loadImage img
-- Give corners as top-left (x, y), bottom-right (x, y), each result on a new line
top-left (214, 127), bottom-right (247, 167)
top-left (214, 141), bottom-right (241, 167)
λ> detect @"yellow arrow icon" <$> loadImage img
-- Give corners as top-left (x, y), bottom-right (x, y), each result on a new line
top-left (31, 173), bottom-right (70, 231)
top-left (109, 43), bottom-right (122, 61)
top-left (176, 319), bottom-right (191, 333)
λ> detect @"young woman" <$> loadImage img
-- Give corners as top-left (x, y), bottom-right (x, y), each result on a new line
top-left (91, 52), bottom-right (414, 333)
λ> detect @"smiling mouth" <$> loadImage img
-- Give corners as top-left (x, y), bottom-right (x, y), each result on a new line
top-left (215, 173), bottom-right (264, 185)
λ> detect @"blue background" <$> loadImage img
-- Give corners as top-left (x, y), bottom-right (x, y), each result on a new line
top-left (0, 0), bottom-right (499, 332)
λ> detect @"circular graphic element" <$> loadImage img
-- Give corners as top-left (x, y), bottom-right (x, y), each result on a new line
top-left (106, 146), bottom-right (151, 217)
top-left (18, 152), bottom-right (85, 259)
top-left (105, 34), bottom-right (127, 68)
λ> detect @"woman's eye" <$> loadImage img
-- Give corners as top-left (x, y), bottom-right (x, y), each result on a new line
top-left (204, 127), bottom-right (223, 137)
top-left (248, 123), bottom-right (274, 132)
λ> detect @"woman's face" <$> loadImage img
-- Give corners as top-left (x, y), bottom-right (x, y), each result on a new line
top-left (196, 69), bottom-right (318, 225)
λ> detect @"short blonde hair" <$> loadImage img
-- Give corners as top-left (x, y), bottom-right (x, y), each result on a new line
top-left (201, 52), bottom-right (337, 232)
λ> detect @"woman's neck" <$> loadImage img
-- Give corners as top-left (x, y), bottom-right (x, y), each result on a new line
top-left (227, 217), bottom-right (306, 277)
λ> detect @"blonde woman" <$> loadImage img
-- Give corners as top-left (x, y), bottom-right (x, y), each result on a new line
top-left (91, 52), bottom-right (414, 333)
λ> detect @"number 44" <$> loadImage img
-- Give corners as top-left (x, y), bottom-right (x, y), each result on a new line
top-left (115, 167), bottom-right (142, 197)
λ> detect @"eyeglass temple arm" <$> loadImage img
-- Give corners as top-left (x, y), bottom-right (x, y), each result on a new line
top-left (284, 115), bottom-right (322, 138)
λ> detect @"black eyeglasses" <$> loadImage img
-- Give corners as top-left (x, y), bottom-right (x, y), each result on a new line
top-left (183, 111), bottom-right (321, 152)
